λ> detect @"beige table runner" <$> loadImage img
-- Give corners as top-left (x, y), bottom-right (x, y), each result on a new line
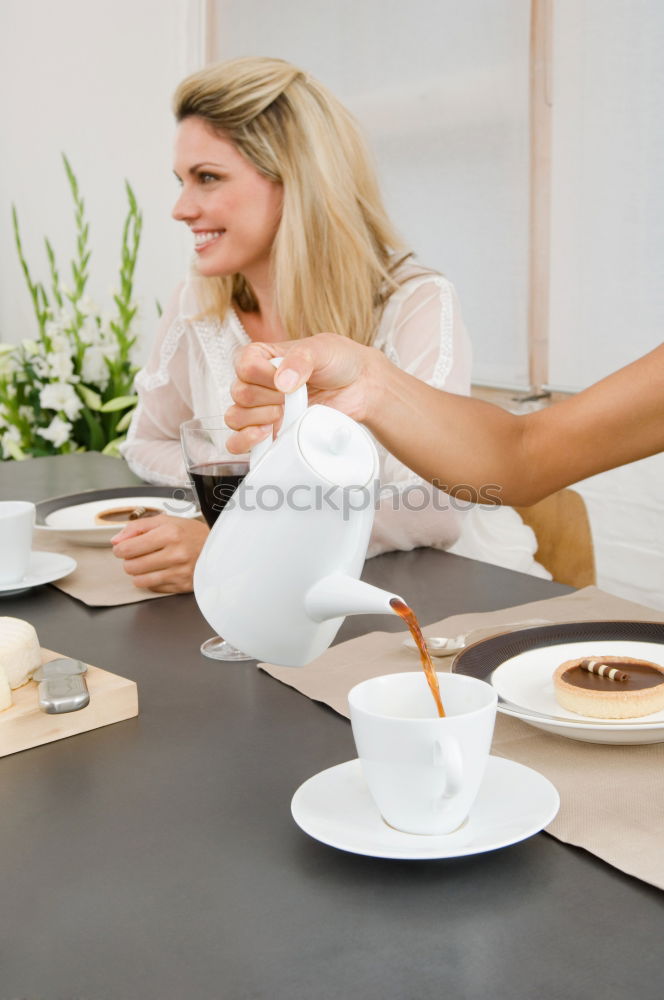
top-left (260, 587), bottom-right (664, 889)
top-left (34, 531), bottom-right (170, 607)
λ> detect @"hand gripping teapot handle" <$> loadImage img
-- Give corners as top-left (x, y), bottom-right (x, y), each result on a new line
top-left (250, 357), bottom-right (308, 469)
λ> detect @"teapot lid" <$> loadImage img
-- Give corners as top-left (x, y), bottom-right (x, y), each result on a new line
top-left (297, 405), bottom-right (376, 488)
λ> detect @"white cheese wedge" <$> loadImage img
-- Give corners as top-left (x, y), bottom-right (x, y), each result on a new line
top-left (0, 617), bottom-right (42, 689)
top-left (0, 664), bottom-right (11, 711)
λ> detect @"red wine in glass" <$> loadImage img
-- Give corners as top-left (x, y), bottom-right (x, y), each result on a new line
top-left (180, 416), bottom-right (253, 661)
top-left (188, 461), bottom-right (249, 527)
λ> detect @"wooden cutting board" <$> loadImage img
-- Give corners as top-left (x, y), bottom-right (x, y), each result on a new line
top-left (0, 648), bottom-right (139, 757)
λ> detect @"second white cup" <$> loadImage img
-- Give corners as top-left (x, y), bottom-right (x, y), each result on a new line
top-left (0, 500), bottom-right (35, 584)
top-left (348, 671), bottom-right (497, 835)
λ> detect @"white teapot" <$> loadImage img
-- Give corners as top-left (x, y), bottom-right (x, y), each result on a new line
top-left (193, 361), bottom-right (403, 666)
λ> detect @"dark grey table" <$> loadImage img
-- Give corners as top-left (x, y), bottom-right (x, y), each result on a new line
top-left (1, 454), bottom-right (661, 1000)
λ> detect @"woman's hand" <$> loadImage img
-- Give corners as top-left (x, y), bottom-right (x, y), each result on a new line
top-left (225, 332), bottom-right (385, 454)
top-left (111, 514), bottom-right (209, 593)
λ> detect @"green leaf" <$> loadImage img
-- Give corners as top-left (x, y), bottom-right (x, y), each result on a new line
top-left (101, 436), bottom-right (125, 457)
top-left (99, 394), bottom-right (137, 413)
top-left (80, 407), bottom-right (105, 451)
top-left (77, 384), bottom-right (103, 410)
top-left (114, 408), bottom-right (136, 433)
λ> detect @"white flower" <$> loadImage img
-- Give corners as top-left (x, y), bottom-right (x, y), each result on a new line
top-left (78, 296), bottom-right (97, 317)
top-left (48, 349), bottom-right (75, 382)
top-left (100, 312), bottom-right (113, 335)
top-left (49, 332), bottom-right (70, 354)
top-left (40, 382), bottom-right (82, 421)
top-left (100, 333), bottom-right (119, 358)
top-left (0, 345), bottom-right (15, 378)
top-left (0, 424), bottom-right (22, 459)
top-left (38, 415), bottom-right (72, 448)
top-left (32, 355), bottom-right (50, 379)
top-left (45, 319), bottom-right (65, 340)
top-left (2, 424), bottom-right (21, 445)
top-left (80, 316), bottom-right (102, 345)
top-left (81, 346), bottom-right (110, 388)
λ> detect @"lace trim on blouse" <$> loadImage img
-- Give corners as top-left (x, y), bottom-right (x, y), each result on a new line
top-left (379, 274), bottom-right (454, 388)
top-left (189, 309), bottom-right (250, 398)
top-left (136, 317), bottom-right (189, 393)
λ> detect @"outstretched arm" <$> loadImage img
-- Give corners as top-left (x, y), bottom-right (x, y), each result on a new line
top-left (225, 336), bottom-right (664, 506)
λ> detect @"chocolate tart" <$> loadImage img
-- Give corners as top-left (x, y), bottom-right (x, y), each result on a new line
top-left (94, 505), bottom-right (161, 526)
top-left (554, 655), bottom-right (664, 719)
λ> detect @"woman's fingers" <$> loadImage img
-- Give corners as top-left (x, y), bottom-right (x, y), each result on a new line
top-left (226, 424), bottom-right (274, 455)
top-left (110, 516), bottom-right (165, 547)
top-left (233, 341), bottom-right (286, 388)
top-left (226, 334), bottom-right (374, 453)
top-left (111, 516), bottom-right (209, 593)
top-left (235, 334), bottom-right (367, 396)
top-left (127, 568), bottom-right (192, 593)
top-left (111, 514), bottom-right (170, 554)
top-left (230, 377), bottom-right (282, 408)
top-left (224, 401), bottom-right (283, 431)
top-left (273, 348), bottom-right (316, 392)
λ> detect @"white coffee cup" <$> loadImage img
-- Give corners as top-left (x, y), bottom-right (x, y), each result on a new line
top-left (348, 672), bottom-right (497, 835)
top-left (0, 500), bottom-right (35, 584)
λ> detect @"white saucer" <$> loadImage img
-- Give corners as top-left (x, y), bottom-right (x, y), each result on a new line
top-left (0, 551), bottom-right (77, 595)
top-left (290, 757), bottom-right (559, 860)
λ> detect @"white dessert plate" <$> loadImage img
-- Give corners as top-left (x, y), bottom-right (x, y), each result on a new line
top-left (453, 622), bottom-right (664, 745)
top-left (290, 757), bottom-right (559, 860)
top-left (0, 551), bottom-right (77, 596)
top-left (34, 486), bottom-right (199, 547)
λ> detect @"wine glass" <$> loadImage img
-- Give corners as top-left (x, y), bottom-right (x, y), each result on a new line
top-left (180, 416), bottom-right (253, 661)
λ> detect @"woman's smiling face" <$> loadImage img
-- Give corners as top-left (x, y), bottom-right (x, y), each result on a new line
top-left (172, 116), bottom-right (283, 286)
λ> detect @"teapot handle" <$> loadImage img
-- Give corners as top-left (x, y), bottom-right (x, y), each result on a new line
top-left (249, 357), bottom-right (308, 469)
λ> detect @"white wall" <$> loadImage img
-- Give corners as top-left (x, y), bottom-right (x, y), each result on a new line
top-left (213, 0), bottom-right (533, 388)
top-left (575, 454), bottom-right (664, 610)
top-left (0, 0), bottom-right (199, 361)
top-left (548, 0), bottom-right (664, 390)
top-left (546, 0), bottom-right (664, 609)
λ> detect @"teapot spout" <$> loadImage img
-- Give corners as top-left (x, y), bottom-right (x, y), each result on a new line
top-left (305, 573), bottom-right (403, 623)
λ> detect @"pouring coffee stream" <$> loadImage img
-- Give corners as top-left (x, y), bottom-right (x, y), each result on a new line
top-left (390, 598), bottom-right (446, 717)
top-left (193, 357), bottom-right (447, 714)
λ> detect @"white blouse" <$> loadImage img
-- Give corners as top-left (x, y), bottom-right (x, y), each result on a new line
top-left (121, 266), bottom-right (547, 575)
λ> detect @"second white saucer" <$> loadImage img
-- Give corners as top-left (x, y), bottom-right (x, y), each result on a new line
top-left (0, 551), bottom-right (77, 596)
top-left (291, 756), bottom-right (559, 860)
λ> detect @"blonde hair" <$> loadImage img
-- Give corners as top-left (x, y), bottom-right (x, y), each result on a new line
top-left (173, 56), bottom-right (412, 345)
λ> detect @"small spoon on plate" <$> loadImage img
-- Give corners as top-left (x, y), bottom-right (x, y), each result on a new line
top-left (402, 618), bottom-right (552, 656)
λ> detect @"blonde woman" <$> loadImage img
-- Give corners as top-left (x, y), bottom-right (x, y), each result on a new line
top-left (116, 57), bottom-right (485, 592)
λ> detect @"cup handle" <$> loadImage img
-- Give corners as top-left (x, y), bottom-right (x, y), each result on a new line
top-left (432, 737), bottom-right (464, 802)
top-left (250, 357), bottom-right (308, 469)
